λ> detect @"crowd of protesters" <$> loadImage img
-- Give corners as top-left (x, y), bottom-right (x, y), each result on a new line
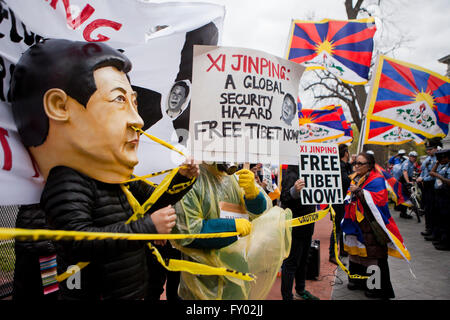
top-left (6, 37), bottom-right (448, 300)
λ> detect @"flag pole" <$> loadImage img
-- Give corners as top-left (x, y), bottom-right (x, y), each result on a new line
top-left (357, 114), bottom-right (366, 154)
top-left (356, 54), bottom-right (380, 154)
top-left (284, 19), bottom-right (296, 60)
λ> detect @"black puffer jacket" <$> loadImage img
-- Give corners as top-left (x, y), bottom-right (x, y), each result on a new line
top-left (280, 165), bottom-right (316, 239)
top-left (15, 204), bottom-right (55, 256)
top-left (13, 204), bottom-right (57, 300)
top-left (340, 161), bottom-right (352, 196)
top-left (41, 166), bottom-right (192, 300)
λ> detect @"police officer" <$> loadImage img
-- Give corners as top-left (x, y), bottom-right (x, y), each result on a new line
top-left (428, 149), bottom-right (450, 251)
top-left (416, 140), bottom-right (440, 237)
top-left (389, 149), bottom-right (407, 166)
top-left (391, 149), bottom-right (407, 180)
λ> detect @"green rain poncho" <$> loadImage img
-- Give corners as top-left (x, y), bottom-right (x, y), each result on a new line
top-left (172, 165), bottom-right (292, 300)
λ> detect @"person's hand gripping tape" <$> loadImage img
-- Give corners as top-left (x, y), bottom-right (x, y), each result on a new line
top-left (234, 218), bottom-right (252, 237)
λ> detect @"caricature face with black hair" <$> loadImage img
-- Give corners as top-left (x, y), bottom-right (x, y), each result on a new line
top-left (280, 93), bottom-right (296, 126)
top-left (11, 39), bottom-right (144, 183)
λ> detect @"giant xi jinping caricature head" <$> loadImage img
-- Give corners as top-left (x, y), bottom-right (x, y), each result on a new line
top-left (11, 39), bottom-right (144, 183)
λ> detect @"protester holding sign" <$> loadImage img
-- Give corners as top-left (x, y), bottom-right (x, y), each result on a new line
top-left (250, 163), bottom-right (280, 204)
top-left (10, 39), bottom-right (199, 299)
top-left (328, 144), bottom-right (352, 265)
top-left (280, 165), bottom-right (319, 300)
top-left (342, 152), bottom-right (411, 299)
top-left (171, 163), bottom-right (272, 299)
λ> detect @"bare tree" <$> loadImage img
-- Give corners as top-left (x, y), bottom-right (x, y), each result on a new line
top-left (302, 0), bottom-right (411, 129)
top-left (299, 0), bottom-right (412, 160)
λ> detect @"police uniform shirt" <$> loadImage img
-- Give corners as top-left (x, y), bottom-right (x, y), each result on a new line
top-left (401, 159), bottom-right (415, 179)
top-left (420, 155), bottom-right (437, 182)
top-left (434, 163), bottom-right (450, 189)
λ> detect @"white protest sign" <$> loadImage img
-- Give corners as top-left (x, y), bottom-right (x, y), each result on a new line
top-left (298, 142), bottom-right (343, 205)
top-left (219, 201), bottom-right (249, 221)
top-left (262, 165), bottom-right (274, 192)
top-left (189, 45), bottom-right (306, 165)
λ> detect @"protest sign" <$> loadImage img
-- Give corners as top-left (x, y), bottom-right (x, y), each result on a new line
top-left (189, 45), bottom-right (306, 165)
top-left (298, 142), bottom-right (343, 205)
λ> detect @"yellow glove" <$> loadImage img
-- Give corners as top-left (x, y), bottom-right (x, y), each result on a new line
top-left (235, 218), bottom-right (252, 237)
top-left (236, 169), bottom-right (259, 200)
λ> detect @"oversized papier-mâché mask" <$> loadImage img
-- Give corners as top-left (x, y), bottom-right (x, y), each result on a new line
top-left (11, 39), bottom-right (144, 184)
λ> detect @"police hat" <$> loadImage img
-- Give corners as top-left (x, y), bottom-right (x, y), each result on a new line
top-left (435, 148), bottom-right (450, 158)
top-left (425, 138), bottom-right (443, 149)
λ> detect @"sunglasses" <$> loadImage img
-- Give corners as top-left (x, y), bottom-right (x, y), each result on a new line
top-left (354, 162), bottom-right (368, 166)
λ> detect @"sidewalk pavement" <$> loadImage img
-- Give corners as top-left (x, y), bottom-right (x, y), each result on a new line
top-left (332, 205), bottom-right (450, 300)
top-left (266, 203), bottom-right (450, 300)
top-left (163, 204), bottom-right (450, 300)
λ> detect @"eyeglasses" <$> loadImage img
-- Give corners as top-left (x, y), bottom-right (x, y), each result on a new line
top-left (354, 162), bottom-right (368, 166)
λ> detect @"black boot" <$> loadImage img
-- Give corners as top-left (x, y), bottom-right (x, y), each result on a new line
top-left (424, 234), bottom-right (438, 241)
top-left (434, 242), bottom-right (450, 251)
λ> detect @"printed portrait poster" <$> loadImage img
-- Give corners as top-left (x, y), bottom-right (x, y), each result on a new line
top-left (189, 45), bottom-right (306, 165)
top-left (298, 142), bottom-right (343, 205)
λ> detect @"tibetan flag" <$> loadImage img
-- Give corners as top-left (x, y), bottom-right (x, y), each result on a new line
top-left (363, 118), bottom-right (425, 145)
top-left (366, 55), bottom-right (450, 139)
top-left (286, 18), bottom-right (376, 85)
top-left (298, 107), bottom-right (345, 143)
top-left (375, 164), bottom-right (410, 207)
top-left (342, 170), bottom-right (411, 261)
top-left (297, 97), bottom-right (303, 112)
top-left (329, 105), bottom-right (353, 144)
top-left (298, 105), bottom-right (351, 144)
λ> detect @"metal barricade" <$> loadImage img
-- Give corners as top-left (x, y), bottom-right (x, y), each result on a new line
top-left (0, 205), bottom-right (18, 299)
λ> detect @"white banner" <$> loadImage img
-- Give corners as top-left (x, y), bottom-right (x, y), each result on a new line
top-left (298, 142), bottom-right (343, 205)
top-left (189, 45), bottom-right (306, 165)
top-left (0, 0), bottom-right (225, 205)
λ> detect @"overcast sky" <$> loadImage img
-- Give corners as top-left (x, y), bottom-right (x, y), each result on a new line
top-left (154, 0), bottom-right (450, 75)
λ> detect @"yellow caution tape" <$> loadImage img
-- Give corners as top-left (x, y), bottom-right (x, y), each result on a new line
top-left (55, 262), bottom-right (90, 283)
top-left (288, 206), bottom-right (330, 227)
top-left (122, 167), bottom-right (180, 224)
top-left (147, 243), bottom-right (255, 282)
top-left (124, 167), bottom-right (179, 183)
top-left (1, 204), bottom-right (371, 282)
top-left (132, 126), bottom-right (186, 158)
top-left (0, 227), bottom-right (239, 242)
top-left (329, 205), bottom-right (369, 280)
top-left (0, 227), bottom-right (253, 281)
